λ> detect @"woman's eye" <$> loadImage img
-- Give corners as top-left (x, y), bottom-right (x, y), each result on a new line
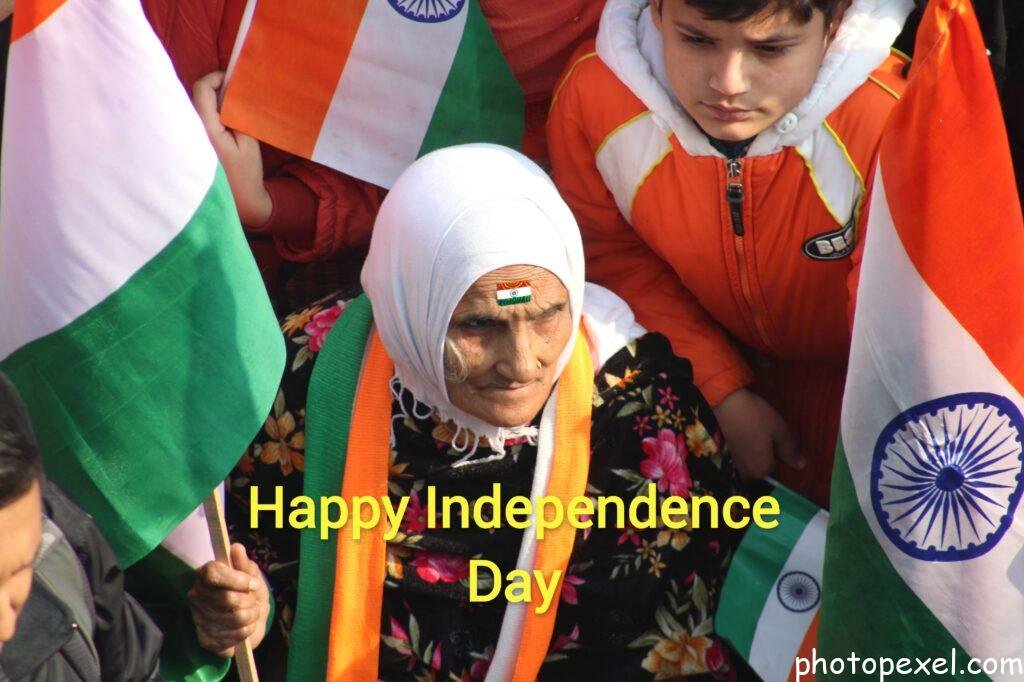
top-left (458, 318), bottom-right (497, 331)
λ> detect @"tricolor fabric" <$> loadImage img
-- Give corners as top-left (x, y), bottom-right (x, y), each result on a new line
top-left (220, 0), bottom-right (524, 189)
top-left (0, 0), bottom-right (284, 678)
top-left (820, 0), bottom-right (1024, 679)
top-left (717, 485), bottom-right (826, 682)
top-left (496, 280), bottom-right (532, 306)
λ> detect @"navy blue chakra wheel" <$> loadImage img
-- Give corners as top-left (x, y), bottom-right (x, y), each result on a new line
top-left (871, 392), bottom-right (1024, 562)
top-left (776, 571), bottom-right (821, 613)
top-left (388, 0), bottom-right (466, 23)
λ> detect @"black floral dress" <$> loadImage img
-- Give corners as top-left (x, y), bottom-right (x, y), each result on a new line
top-left (227, 290), bottom-right (744, 681)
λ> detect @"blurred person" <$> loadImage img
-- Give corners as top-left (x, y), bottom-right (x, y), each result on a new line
top-left (0, 373), bottom-right (163, 681)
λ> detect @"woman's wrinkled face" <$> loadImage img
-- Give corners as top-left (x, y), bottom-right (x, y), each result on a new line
top-left (445, 265), bottom-right (573, 428)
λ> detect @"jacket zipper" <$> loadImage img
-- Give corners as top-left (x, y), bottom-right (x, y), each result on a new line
top-left (726, 158), bottom-right (745, 236)
top-left (725, 157), bottom-right (773, 349)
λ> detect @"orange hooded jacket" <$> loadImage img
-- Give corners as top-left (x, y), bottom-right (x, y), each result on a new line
top-left (548, 0), bottom-right (913, 505)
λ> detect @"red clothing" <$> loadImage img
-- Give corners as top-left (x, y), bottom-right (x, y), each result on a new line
top-left (480, 0), bottom-right (603, 161)
top-left (142, 0), bottom-right (385, 278)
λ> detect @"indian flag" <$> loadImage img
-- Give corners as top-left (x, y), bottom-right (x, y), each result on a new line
top-left (0, 0), bottom-right (284, 678)
top-left (220, 0), bottom-right (524, 189)
top-left (717, 485), bottom-right (826, 682)
top-left (496, 280), bottom-right (533, 306)
top-left (819, 0), bottom-right (1024, 679)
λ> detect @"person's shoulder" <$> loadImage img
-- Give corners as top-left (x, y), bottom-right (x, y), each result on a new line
top-left (40, 481), bottom-right (121, 582)
top-left (820, 50), bottom-right (909, 174)
top-left (830, 50), bottom-right (910, 138)
top-left (41, 480), bottom-right (93, 545)
top-left (550, 39), bottom-right (647, 129)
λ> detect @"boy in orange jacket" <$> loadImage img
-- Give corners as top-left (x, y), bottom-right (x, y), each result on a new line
top-left (548, 0), bottom-right (914, 506)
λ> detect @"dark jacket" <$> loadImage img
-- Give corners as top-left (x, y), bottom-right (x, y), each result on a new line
top-left (0, 482), bottom-right (163, 681)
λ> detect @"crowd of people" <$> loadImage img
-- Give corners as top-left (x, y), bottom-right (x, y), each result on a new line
top-left (1, 0), bottom-right (1021, 679)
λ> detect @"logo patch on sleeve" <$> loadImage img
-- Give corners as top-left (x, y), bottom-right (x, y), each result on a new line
top-left (803, 218), bottom-right (857, 261)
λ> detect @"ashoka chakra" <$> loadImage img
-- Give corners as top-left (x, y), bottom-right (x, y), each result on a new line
top-left (388, 0), bottom-right (465, 22)
top-left (776, 571), bottom-right (821, 613)
top-left (871, 392), bottom-right (1024, 561)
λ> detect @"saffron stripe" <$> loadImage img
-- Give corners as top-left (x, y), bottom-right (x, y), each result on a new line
top-left (786, 611), bottom-right (820, 682)
top-left (220, 0), bottom-right (371, 158)
top-left (11, 0), bottom-right (66, 41)
top-left (497, 280), bottom-right (531, 290)
top-left (883, 0), bottom-right (1024, 399)
top-left (325, 332), bottom-right (393, 681)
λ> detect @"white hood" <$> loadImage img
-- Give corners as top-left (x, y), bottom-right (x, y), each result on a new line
top-left (596, 0), bottom-right (914, 157)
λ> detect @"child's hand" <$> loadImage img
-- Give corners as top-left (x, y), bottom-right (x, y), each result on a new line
top-left (713, 388), bottom-right (805, 480)
top-left (188, 543), bottom-right (271, 657)
top-left (192, 71), bottom-right (273, 228)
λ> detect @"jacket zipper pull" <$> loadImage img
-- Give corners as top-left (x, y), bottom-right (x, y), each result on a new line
top-left (726, 158), bottom-right (745, 236)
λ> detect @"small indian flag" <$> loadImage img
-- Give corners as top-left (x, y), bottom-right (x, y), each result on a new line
top-left (716, 485), bottom-right (826, 682)
top-left (220, 0), bottom-right (524, 189)
top-left (496, 280), bottom-right (532, 306)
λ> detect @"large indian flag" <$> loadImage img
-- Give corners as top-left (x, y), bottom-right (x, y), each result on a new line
top-left (220, 0), bottom-right (524, 189)
top-left (820, 0), bottom-right (1024, 679)
top-left (0, 0), bottom-right (284, 678)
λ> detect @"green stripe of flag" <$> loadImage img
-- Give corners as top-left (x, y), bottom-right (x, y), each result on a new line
top-left (716, 485), bottom-right (818, 659)
top-left (417, 0), bottom-right (524, 157)
top-left (1, 168), bottom-right (283, 566)
top-left (498, 295), bottom-right (532, 306)
top-left (125, 545), bottom-right (232, 682)
top-left (287, 295), bottom-right (373, 682)
top-left (819, 440), bottom-right (985, 680)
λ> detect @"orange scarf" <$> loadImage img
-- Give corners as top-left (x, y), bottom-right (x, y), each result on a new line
top-left (325, 330), bottom-right (593, 681)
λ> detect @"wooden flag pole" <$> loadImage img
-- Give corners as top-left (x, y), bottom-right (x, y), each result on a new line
top-left (203, 489), bottom-right (260, 682)
top-left (219, 0), bottom-right (258, 109)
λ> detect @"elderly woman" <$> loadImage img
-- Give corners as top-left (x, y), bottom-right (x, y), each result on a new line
top-left (223, 145), bottom-right (741, 680)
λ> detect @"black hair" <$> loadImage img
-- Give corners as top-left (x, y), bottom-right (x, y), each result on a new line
top-left (0, 373), bottom-right (43, 506)
top-left (659, 0), bottom-right (847, 27)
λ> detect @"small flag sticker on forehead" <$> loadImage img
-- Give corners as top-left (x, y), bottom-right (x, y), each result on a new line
top-left (496, 280), bottom-right (532, 306)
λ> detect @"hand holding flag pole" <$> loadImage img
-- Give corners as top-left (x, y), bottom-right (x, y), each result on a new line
top-left (203, 490), bottom-right (261, 682)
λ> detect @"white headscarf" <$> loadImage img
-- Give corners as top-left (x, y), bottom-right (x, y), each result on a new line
top-left (361, 144), bottom-right (586, 454)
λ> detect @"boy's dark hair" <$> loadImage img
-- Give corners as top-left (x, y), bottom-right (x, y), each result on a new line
top-left (0, 373), bottom-right (43, 506)
top-left (659, 0), bottom-right (847, 26)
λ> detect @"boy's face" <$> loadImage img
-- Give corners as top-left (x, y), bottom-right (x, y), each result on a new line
top-left (652, 1), bottom-right (837, 141)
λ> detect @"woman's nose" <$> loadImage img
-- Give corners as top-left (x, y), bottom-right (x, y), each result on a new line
top-left (495, 330), bottom-right (540, 383)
